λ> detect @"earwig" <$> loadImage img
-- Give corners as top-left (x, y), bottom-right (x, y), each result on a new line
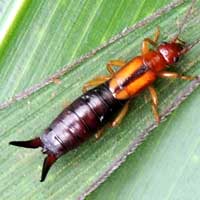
top-left (10, 20), bottom-right (199, 181)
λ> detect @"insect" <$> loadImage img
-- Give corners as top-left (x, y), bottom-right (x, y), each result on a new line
top-left (9, 26), bottom-right (199, 181)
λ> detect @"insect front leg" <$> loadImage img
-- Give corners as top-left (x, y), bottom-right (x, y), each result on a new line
top-left (148, 85), bottom-right (160, 124)
top-left (142, 27), bottom-right (160, 55)
top-left (157, 71), bottom-right (197, 81)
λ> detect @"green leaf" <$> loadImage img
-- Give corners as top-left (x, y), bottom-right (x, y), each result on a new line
top-left (0, 0), bottom-right (169, 103)
top-left (0, 1), bottom-right (199, 200)
top-left (87, 87), bottom-right (200, 200)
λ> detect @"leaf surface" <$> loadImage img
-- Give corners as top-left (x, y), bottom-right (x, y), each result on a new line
top-left (0, 1), bottom-right (199, 200)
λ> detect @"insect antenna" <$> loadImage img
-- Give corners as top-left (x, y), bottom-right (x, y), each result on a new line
top-left (9, 137), bottom-right (42, 148)
top-left (41, 154), bottom-right (57, 182)
top-left (180, 38), bottom-right (200, 56)
top-left (173, 0), bottom-right (196, 42)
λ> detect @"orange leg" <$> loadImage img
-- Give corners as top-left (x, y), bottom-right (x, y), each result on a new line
top-left (95, 101), bottom-right (130, 139)
top-left (158, 71), bottom-right (197, 81)
top-left (83, 59), bottom-right (126, 93)
top-left (106, 60), bottom-right (126, 75)
top-left (111, 101), bottom-right (130, 127)
top-left (153, 26), bottom-right (160, 43)
top-left (96, 101), bottom-right (130, 139)
top-left (142, 27), bottom-right (160, 55)
top-left (95, 127), bottom-right (105, 140)
top-left (148, 86), bottom-right (160, 124)
top-left (82, 75), bottom-right (111, 93)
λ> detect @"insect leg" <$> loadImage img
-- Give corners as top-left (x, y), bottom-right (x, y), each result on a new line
top-left (153, 26), bottom-right (160, 43)
top-left (83, 60), bottom-right (126, 93)
top-left (95, 101), bottom-right (129, 139)
top-left (95, 127), bottom-right (105, 140)
top-left (142, 27), bottom-right (160, 54)
top-left (157, 71), bottom-right (197, 81)
top-left (82, 75), bottom-right (111, 93)
top-left (111, 101), bottom-right (130, 127)
top-left (106, 60), bottom-right (126, 75)
top-left (148, 85), bottom-right (160, 124)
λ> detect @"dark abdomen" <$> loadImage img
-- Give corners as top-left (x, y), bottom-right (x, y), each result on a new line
top-left (40, 82), bottom-right (126, 156)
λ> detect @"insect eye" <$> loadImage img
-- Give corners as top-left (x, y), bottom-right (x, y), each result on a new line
top-left (173, 57), bottom-right (179, 63)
